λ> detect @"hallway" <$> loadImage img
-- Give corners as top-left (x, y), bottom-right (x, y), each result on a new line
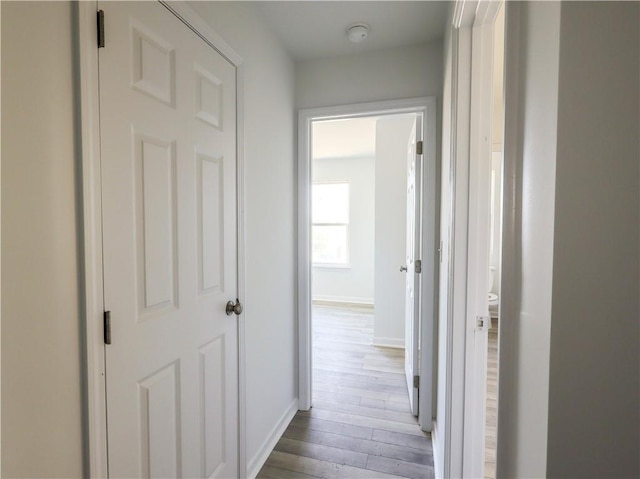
top-left (257, 304), bottom-right (434, 478)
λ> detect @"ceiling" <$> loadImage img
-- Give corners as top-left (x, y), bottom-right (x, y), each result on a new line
top-left (253, 1), bottom-right (450, 61)
top-left (313, 117), bottom-right (378, 160)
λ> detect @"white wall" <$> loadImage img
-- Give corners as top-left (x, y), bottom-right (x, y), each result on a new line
top-left (188, 3), bottom-right (297, 475)
top-left (501, 3), bottom-right (640, 476)
top-left (312, 156), bottom-right (375, 304)
top-left (498, 3), bottom-right (561, 477)
top-left (547, 2), bottom-right (639, 477)
top-left (2, 2), bottom-right (84, 476)
top-left (296, 42), bottom-right (443, 109)
top-left (373, 115), bottom-right (416, 347)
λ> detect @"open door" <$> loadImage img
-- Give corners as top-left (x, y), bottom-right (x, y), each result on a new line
top-left (404, 116), bottom-right (423, 416)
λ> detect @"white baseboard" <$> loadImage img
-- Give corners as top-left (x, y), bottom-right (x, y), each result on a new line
top-left (312, 295), bottom-right (374, 306)
top-left (247, 398), bottom-right (298, 479)
top-left (372, 337), bottom-right (405, 349)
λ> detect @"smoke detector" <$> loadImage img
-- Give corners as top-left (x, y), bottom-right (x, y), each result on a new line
top-left (347, 23), bottom-right (369, 43)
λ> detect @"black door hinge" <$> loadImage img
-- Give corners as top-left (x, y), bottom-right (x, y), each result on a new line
top-left (413, 375), bottom-right (420, 389)
top-left (416, 140), bottom-right (423, 155)
top-left (97, 10), bottom-right (105, 48)
top-left (104, 310), bottom-right (112, 345)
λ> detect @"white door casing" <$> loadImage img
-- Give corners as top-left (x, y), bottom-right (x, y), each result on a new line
top-left (435, 1), bottom-right (504, 477)
top-left (404, 116), bottom-right (422, 416)
top-left (462, 3), bottom-right (503, 477)
top-left (98, 2), bottom-right (239, 477)
top-left (297, 99), bottom-right (437, 432)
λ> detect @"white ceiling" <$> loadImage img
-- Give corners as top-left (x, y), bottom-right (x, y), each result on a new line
top-left (253, 1), bottom-right (450, 61)
top-left (313, 117), bottom-right (378, 160)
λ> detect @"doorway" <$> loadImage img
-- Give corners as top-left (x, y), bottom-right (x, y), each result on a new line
top-left (310, 113), bottom-right (416, 416)
top-left (297, 97), bottom-right (437, 434)
top-left (484, 5), bottom-right (505, 478)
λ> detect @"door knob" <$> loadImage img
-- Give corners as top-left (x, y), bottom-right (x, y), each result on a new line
top-left (400, 265), bottom-right (408, 272)
top-left (226, 299), bottom-right (243, 316)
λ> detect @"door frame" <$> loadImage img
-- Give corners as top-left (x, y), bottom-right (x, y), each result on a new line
top-left (436, 1), bottom-right (505, 477)
top-left (461, 2), bottom-right (503, 477)
top-left (297, 97), bottom-right (438, 433)
top-left (76, 2), bottom-right (247, 476)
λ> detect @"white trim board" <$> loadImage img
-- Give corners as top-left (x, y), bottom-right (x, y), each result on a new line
top-left (311, 295), bottom-right (374, 306)
top-left (297, 97), bottom-right (438, 434)
top-left (77, 2), bottom-right (248, 476)
top-left (373, 337), bottom-right (405, 349)
top-left (246, 398), bottom-right (298, 479)
top-left (432, 422), bottom-right (443, 479)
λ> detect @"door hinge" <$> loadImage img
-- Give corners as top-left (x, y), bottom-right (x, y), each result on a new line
top-left (416, 140), bottom-right (423, 155)
top-left (476, 315), bottom-right (491, 332)
top-left (413, 375), bottom-right (420, 389)
top-left (415, 259), bottom-right (422, 274)
top-left (104, 310), bottom-right (112, 345)
top-left (97, 10), bottom-right (105, 48)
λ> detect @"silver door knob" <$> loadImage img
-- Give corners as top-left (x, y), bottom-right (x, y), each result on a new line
top-left (226, 299), bottom-right (243, 316)
top-left (400, 265), bottom-right (408, 272)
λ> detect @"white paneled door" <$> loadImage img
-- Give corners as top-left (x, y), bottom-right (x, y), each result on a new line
top-left (98, 2), bottom-right (238, 477)
top-left (404, 117), bottom-right (422, 416)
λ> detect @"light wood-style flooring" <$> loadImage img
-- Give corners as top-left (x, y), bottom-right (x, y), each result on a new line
top-left (257, 304), bottom-right (434, 479)
top-left (485, 318), bottom-right (498, 479)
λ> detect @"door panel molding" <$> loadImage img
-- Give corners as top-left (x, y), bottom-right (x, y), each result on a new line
top-left (76, 2), bottom-right (246, 476)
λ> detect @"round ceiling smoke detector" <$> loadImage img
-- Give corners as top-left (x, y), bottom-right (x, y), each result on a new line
top-left (347, 23), bottom-right (369, 43)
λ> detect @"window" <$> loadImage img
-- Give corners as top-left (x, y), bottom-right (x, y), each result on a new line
top-left (312, 182), bottom-right (349, 266)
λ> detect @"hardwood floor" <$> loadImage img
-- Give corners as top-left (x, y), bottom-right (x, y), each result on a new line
top-left (484, 317), bottom-right (499, 479)
top-left (257, 304), bottom-right (434, 479)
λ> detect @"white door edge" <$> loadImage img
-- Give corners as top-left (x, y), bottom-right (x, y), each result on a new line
top-left (297, 97), bottom-right (438, 416)
top-left (419, 99), bottom-right (438, 433)
top-left (76, 2), bottom-right (247, 476)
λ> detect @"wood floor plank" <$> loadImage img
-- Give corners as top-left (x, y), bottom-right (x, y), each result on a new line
top-left (314, 363), bottom-right (408, 380)
top-left (274, 437), bottom-right (369, 469)
top-left (283, 425), bottom-right (433, 466)
top-left (265, 451), bottom-right (411, 479)
top-left (289, 415), bottom-right (374, 440)
top-left (256, 464), bottom-right (323, 479)
top-left (299, 406), bottom-right (426, 436)
top-left (366, 454), bottom-right (435, 479)
top-left (360, 397), bottom-right (411, 413)
top-left (371, 429), bottom-right (433, 451)
top-left (313, 389), bottom-right (362, 406)
top-left (313, 382), bottom-right (393, 402)
top-left (311, 399), bottom-right (418, 425)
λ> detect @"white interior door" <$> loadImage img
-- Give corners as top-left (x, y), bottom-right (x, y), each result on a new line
top-left (99, 2), bottom-right (238, 477)
top-left (404, 117), bottom-right (422, 416)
